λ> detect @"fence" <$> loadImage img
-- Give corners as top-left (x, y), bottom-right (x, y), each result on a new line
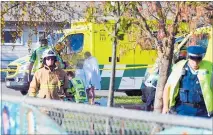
top-left (2, 94), bottom-right (212, 135)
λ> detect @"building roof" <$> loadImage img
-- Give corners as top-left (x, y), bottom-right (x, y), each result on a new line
top-left (2, 1), bottom-right (102, 22)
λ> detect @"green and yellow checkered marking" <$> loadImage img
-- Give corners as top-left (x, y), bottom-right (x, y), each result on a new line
top-left (99, 64), bottom-right (148, 90)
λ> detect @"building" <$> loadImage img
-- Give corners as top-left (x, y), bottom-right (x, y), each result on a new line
top-left (0, 1), bottom-right (94, 80)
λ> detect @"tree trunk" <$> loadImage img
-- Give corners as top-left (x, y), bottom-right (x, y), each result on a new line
top-left (151, 38), bottom-right (174, 134)
top-left (154, 38), bottom-right (174, 113)
top-left (107, 22), bottom-right (118, 107)
top-left (107, 2), bottom-right (120, 108)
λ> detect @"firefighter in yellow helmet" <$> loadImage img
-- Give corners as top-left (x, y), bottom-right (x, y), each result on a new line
top-left (28, 48), bottom-right (68, 100)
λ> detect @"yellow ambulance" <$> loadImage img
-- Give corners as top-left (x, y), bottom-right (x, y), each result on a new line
top-left (5, 19), bottom-right (158, 95)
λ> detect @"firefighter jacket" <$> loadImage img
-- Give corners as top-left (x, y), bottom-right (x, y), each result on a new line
top-left (28, 65), bottom-right (68, 100)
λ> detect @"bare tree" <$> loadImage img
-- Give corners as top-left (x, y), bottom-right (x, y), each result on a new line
top-left (87, 1), bottom-right (212, 111)
top-left (1, 1), bottom-right (88, 49)
top-left (132, 2), bottom-right (212, 114)
top-left (86, 1), bottom-right (135, 107)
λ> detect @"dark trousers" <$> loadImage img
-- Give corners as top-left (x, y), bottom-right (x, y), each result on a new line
top-left (170, 104), bottom-right (209, 118)
top-left (86, 86), bottom-right (95, 105)
top-left (141, 87), bottom-right (156, 111)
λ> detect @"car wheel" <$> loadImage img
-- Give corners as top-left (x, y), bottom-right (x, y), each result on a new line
top-left (20, 91), bottom-right (28, 95)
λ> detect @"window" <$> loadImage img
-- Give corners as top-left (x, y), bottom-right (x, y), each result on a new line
top-left (2, 30), bottom-right (23, 45)
top-left (64, 33), bottom-right (84, 53)
top-left (39, 32), bottom-right (46, 41)
top-left (28, 32), bottom-right (37, 43)
top-left (47, 33), bottom-right (64, 46)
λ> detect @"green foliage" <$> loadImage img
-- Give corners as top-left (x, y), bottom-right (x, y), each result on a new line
top-left (103, 2), bottom-right (114, 16)
top-left (185, 1), bottom-right (209, 7)
top-left (95, 96), bottom-right (142, 105)
top-left (119, 17), bottom-right (134, 32)
top-left (114, 96), bottom-right (142, 104)
top-left (85, 6), bottom-right (97, 23)
top-left (177, 22), bottom-right (190, 35)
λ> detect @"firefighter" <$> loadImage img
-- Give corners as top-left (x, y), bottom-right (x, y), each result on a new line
top-left (162, 45), bottom-right (213, 117)
top-left (28, 48), bottom-right (68, 100)
top-left (28, 38), bottom-right (65, 82)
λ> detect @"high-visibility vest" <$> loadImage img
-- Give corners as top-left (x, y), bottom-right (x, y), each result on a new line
top-left (168, 60), bottom-right (213, 116)
top-left (33, 46), bottom-right (51, 72)
top-left (67, 78), bottom-right (88, 103)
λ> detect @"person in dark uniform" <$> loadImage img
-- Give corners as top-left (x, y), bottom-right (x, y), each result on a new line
top-left (163, 45), bottom-right (213, 118)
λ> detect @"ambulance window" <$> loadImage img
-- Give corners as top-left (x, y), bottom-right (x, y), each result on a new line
top-left (47, 33), bottom-right (64, 46)
top-left (65, 33), bottom-right (84, 53)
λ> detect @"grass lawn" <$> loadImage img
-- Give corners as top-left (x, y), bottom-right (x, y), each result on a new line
top-left (95, 96), bottom-right (143, 105)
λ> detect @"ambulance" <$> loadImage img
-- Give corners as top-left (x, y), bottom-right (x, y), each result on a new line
top-left (5, 19), bottom-right (158, 95)
top-left (142, 26), bottom-right (213, 100)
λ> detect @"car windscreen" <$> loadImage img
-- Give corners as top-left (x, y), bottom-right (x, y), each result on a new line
top-left (47, 33), bottom-right (64, 46)
top-left (63, 33), bottom-right (84, 53)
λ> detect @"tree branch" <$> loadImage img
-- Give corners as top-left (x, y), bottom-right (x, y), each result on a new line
top-left (167, 2), bottom-right (176, 15)
top-left (155, 2), bottom-right (167, 37)
top-left (145, 3), bottom-right (160, 21)
top-left (135, 2), bottom-right (158, 45)
top-left (171, 2), bottom-right (183, 36)
top-left (1, 2), bottom-right (20, 16)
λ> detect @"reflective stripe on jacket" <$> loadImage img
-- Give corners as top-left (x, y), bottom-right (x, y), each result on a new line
top-left (168, 60), bottom-right (213, 116)
top-left (69, 78), bottom-right (87, 102)
top-left (28, 65), bottom-right (68, 100)
top-left (40, 84), bottom-right (58, 89)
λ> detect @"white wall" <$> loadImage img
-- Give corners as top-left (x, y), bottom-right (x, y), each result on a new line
top-left (1, 25), bottom-right (43, 61)
top-left (1, 23), bottom-right (68, 80)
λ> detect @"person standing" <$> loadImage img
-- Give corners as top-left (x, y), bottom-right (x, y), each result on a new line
top-left (28, 38), bottom-right (65, 82)
top-left (75, 60), bottom-right (87, 87)
top-left (162, 45), bottom-right (213, 117)
top-left (28, 48), bottom-right (68, 100)
top-left (141, 47), bottom-right (188, 111)
top-left (28, 38), bottom-right (51, 81)
top-left (83, 51), bottom-right (101, 104)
